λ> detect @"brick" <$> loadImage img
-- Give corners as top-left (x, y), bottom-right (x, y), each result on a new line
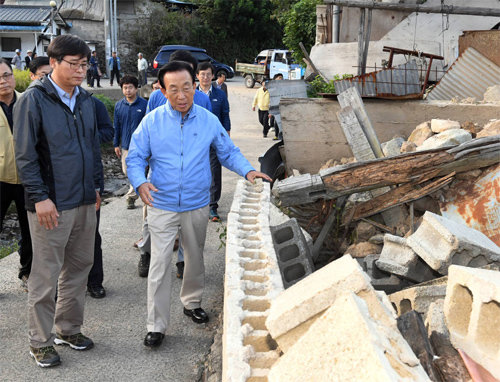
top-left (268, 293), bottom-right (430, 382)
top-left (407, 211), bottom-right (500, 275)
top-left (444, 265), bottom-right (500, 379)
top-left (265, 255), bottom-right (396, 352)
top-left (270, 218), bottom-right (314, 288)
top-left (376, 234), bottom-right (436, 283)
top-left (389, 277), bottom-right (447, 317)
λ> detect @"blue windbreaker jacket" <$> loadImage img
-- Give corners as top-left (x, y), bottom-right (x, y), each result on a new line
top-left (126, 101), bottom-right (254, 212)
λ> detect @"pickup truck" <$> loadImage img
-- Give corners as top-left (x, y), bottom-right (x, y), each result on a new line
top-left (236, 49), bottom-right (302, 88)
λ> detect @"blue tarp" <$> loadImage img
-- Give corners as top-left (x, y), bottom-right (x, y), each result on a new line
top-left (0, 25), bottom-right (46, 31)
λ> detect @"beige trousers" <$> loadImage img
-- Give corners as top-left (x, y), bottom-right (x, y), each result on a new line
top-left (27, 204), bottom-right (96, 348)
top-left (121, 149), bottom-right (138, 201)
top-left (147, 205), bottom-right (209, 333)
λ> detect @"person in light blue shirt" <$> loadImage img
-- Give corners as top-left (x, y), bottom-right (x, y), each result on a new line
top-left (126, 61), bottom-right (271, 348)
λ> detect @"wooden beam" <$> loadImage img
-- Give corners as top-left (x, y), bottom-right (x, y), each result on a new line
top-left (323, 0), bottom-right (500, 17)
top-left (299, 42), bottom-right (329, 82)
top-left (357, 8), bottom-right (365, 76)
top-left (341, 173), bottom-right (455, 224)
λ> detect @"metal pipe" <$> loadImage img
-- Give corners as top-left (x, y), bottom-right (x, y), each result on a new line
top-left (332, 5), bottom-right (340, 43)
top-left (113, 0), bottom-right (118, 53)
top-left (357, 8), bottom-right (365, 76)
top-left (323, 0), bottom-right (500, 17)
top-left (104, 0), bottom-right (111, 77)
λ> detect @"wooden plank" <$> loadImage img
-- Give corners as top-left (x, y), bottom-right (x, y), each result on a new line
top-left (336, 106), bottom-right (375, 160)
top-left (342, 173), bottom-right (455, 224)
top-left (337, 87), bottom-right (383, 158)
top-left (299, 41), bottom-right (329, 82)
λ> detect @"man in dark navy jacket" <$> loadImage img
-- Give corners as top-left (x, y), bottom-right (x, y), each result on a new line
top-left (196, 62), bottom-right (230, 222)
top-left (113, 75), bottom-right (147, 209)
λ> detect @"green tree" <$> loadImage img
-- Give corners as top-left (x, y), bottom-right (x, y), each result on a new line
top-left (282, 0), bottom-right (322, 64)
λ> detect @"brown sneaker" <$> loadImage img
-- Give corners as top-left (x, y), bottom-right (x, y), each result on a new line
top-left (54, 333), bottom-right (94, 351)
top-left (30, 346), bottom-right (61, 368)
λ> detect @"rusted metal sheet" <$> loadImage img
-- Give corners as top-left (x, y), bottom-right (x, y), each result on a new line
top-left (459, 30), bottom-right (500, 67)
top-left (335, 60), bottom-right (421, 98)
top-left (426, 47), bottom-right (500, 101)
top-left (440, 164), bottom-right (500, 246)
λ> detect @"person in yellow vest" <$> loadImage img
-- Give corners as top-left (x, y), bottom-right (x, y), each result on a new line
top-left (0, 58), bottom-right (32, 291)
top-left (252, 79), bottom-right (270, 137)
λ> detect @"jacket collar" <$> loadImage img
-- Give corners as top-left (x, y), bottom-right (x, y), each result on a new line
top-left (166, 100), bottom-right (196, 121)
top-left (31, 76), bottom-right (90, 103)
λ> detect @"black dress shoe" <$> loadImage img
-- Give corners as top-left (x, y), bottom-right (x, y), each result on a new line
top-left (87, 285), bottom-right (106, 299)
top-left (144, 332), bottom-right (164, 348)
top-left (183, 307), bottom-right (209, 324)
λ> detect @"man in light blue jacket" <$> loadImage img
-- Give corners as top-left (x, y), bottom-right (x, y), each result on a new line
top-left (107, 51), bottom-right (121, 86)
top-left (126, 61), bottom-right (271, 348)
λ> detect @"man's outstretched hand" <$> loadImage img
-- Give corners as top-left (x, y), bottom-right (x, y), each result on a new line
top-left (138, 182), bottom-right (158, 207)
top-left (246, 170), bottom-right (272, 183)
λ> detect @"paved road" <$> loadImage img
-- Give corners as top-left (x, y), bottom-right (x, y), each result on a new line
top-left (0, 78), bottom-right (274, 381)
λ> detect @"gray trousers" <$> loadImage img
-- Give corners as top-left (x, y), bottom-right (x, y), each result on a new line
top-left (27, 204), bottom-right (96, 348)
top-left (147, 205), bottom-right (209, 333)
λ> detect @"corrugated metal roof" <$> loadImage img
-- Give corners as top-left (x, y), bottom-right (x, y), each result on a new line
top-left (335, 60), bottom-right (421, 98)
top-left (427, 47), bottom-right (500, 101)
top-left (0, 6), bottom-right (51, 25)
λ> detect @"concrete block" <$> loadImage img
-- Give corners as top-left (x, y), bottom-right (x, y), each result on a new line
top-left (268, 293), bottom-right (430, 382)
top-left (381, 136), bottom-right (405, 157)
top-left (376, 234), bottom-right (436, 283)
top-left (408, 121), bottom-right (432, 146)
top-left (416, 129), bottom-right (472, 151)
top-left (270, 218), bottom-right (314, 288)
top-left (269, 203), bottom-right (313, 250)
top-left (444, 265), bottom-right (500, 379)
top-left (223, 180), bottom-right (284, 382)
top-left (389, 277), bottom-right (447, 317)
top-left (265, 255), bottom-right (396, 352)
top-left (430, 118), bottom-right (461, 133)
top-left (407, 211), bottom-right (500, 275)
top-left (363, 253), bottom-right (412, 294)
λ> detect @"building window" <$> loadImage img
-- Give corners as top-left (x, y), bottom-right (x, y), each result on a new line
top-left (1, 37), bottom-right (21, 52)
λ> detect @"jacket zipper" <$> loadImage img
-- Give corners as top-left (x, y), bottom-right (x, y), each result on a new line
top-left (179, 120), bottom-right (184, 208)
top-left (73, 112), bottom-right (86, 204)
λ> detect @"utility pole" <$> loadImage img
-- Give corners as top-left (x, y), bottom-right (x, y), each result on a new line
top-left (49, 0), bottom-right (57, 41)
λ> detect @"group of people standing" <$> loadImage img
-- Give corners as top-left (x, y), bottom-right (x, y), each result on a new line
top-left (1, 34), bottom-right (270, 368)
top-left (9, 49), bottom-right (35, 70)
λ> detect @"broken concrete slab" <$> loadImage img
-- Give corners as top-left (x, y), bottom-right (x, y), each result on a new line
top-left (477, 119), bottom-right (500, 138)
top-left (444, 265), bottom-right (500, 380)
top-left (345, 241), bottom-right (382, 258)
top-left (430, 119), bottom-right (461, 133)
top-left (268, 293), bottom-right (431, 382)
top-left (417, 129), bottom-right (472, 151)
top-left (376, 234), bottom-right (436, 283)
top-left (407, 211), bottom-right (500, 275)
top-left (265, 255), bottom-right (396, 352)
top-left (381, 137), bottom-right (406, 157)
top-left (400, 141), bottom-right (417, 153)
top-left (408, 121), bottom-right (433, 146)
top-left (389, 277), bottom-right (447, 317)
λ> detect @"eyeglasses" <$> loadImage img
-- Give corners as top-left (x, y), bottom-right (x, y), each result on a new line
top-left (198, 73), bottom-right (213, 78)
top-left (61, 59), bottom-right (88, 71)
top-left (166, 86), bottom-right (193, 97)
top-left (0, 73), bottom-right (13, 81)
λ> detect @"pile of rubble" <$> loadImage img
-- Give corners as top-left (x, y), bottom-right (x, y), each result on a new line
top-left (254, 86), bottom-right (500, 379)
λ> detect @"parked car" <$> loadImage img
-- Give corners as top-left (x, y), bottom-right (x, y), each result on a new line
top-left (150, 45), bottom-right (234, 79)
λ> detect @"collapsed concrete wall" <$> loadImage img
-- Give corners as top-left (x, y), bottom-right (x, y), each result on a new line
top-left (222, 180), bottom-right (284, 382)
